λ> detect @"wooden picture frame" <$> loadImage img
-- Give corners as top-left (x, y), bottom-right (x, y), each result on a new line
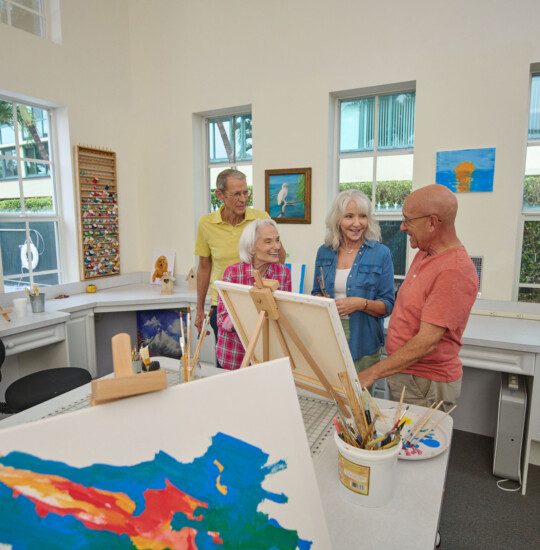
top-left (265, 167), bottom-right (311, 224)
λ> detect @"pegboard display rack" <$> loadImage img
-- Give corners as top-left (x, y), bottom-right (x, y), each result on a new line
top-left (75, 145), bottom-right (120, 280)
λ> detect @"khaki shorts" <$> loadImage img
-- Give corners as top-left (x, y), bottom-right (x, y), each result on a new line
top-left (387, 372), bottom-right (461, 412)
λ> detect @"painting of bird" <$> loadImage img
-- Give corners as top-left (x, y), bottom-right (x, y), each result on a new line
top-left (277, 183), bottom-right (288, 206)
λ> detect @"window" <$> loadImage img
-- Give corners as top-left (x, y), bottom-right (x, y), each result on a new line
top-left (519, 75), bottom-right (540, 302)
top-left (337, 88), bottom-right (416, 283)
top-left (0, 96), bottom-right (61, 291)
top-left (0, 0), bottom-right (46, 38)
top-left (206, 113), bottom-right (252, 212)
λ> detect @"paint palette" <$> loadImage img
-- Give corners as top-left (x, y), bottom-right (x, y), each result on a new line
top-left (378, 408), bottom-right (450, 461)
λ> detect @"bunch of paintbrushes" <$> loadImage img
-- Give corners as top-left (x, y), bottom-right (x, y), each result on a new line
top-left (179, 308), bottom-right (211, 382)
top-left (334, 371), bottom-right (400, 451)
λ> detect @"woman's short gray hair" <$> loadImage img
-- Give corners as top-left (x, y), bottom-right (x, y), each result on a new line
top-left (325, 189), bottom-right (381, 251)
top-left (239, 218), bottom-right (279, 264)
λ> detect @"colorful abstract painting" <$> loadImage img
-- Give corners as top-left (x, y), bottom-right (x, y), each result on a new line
top-left (0, 360), bottom-right (331, 548)
top-left (435, 147), bottom-right (496, 193)
top-left (0, 433), bottom-right (311, 549)
top-left (137, 309), bottom-right (182, 358)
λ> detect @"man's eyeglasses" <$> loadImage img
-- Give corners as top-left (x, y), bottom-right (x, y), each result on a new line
top-left (223, 190), bottom-right (250, 200)
top-left (401, 214), bottom-right (436, 225)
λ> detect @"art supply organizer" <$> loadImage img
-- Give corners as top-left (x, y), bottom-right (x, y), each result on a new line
top-left (75, 145), bottom-right (120, 279)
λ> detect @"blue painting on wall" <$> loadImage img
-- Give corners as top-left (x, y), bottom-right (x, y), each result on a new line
top-left (435, 148), bottom-right (496, 193)
top-left (136, 309), bottom-right (181, 358)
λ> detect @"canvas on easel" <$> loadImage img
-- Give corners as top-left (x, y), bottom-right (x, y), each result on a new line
top-left (215, 279), bottom-right (359, 403)
top-left (0, 358), bottom-right (331, 548)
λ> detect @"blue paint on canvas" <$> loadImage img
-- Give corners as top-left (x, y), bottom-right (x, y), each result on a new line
top-left (0, 432), bottom-right (312, 549)
top-left (435, 148), bottom-right (496, 193)
top-left (269, 174), bottom-right (306, 219)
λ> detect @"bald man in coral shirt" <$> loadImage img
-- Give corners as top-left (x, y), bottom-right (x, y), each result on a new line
top-left (358, 184), bottom-right (478, 411)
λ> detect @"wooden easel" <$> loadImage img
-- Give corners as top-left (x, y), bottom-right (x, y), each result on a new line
top-left (237, 271), bottom-right (350, 419)
top-left (91, 333), bottom-right (167, 405)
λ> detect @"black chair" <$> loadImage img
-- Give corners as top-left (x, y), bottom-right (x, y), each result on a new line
top-left (0, 339), bottom-right (92, 414)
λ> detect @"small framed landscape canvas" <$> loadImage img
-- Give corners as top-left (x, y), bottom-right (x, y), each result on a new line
top-left (435, 147), bottom-right (496, 193)
top-left (265, 168), bottom-right (311, 223)
top-left (137, 309), bottom-right (182, 358)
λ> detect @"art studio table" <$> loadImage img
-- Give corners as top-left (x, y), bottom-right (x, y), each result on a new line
top-left (0, 358), bottom-right (452, 550)
top-left (313, 405), bottom-right (452, 549)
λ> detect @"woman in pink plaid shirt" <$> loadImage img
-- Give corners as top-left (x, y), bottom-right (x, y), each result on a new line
top-left (217, 219), bottom-right (291, 369)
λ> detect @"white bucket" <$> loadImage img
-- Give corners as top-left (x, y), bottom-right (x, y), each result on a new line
top-left (334, 431), bottom-right (401, 507)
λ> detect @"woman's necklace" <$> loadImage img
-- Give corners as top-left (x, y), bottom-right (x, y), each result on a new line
top-left (341, 242), bottom-right (363, 254)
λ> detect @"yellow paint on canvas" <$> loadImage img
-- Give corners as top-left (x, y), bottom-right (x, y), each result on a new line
top-left (454, 161), bottom-right (475, 192)
top-left (213, 459), bottom-right (228, 495)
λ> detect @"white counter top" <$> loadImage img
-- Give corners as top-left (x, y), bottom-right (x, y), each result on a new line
top-left (0, 310), bottom-right (70, 338)
top-left (44, 283), bottom-right (198, 313)
top-left (462, 313), bottom-right (540, 353)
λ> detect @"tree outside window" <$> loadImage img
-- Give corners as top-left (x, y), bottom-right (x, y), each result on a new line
top-left (0, 97), bottom-right (60, 291)
top-left (338, 90), bottom-right (415, 282)
top-left (207, 114), bottom-right (252, 212)
top-left (519, 75), bottom-right (540, 302)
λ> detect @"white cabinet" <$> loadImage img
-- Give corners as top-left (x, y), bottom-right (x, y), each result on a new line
top-left (66, 309), bottom-right (97, 377)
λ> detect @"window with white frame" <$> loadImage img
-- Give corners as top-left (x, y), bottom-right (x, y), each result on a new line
top-left (518, 75), bottom-right (540, 302)
top-left (0, 96), bottom-right (62, 290)
top-left (338, 88), bottom-right (416, 285)
top-left (0, 0), bottom-right (46, 38)
top-left (206, 113), bottom-right (252, 212)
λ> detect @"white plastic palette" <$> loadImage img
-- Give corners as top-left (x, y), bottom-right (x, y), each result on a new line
top-left (378, 407), bottom-right (450, 461)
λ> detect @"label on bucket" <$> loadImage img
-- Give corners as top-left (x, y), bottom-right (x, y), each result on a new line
top-left (338, 454), bottom-right (370, 495)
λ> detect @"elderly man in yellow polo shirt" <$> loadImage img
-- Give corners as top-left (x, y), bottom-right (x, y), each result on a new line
top-left (195, 169), bottom-right (285, 367)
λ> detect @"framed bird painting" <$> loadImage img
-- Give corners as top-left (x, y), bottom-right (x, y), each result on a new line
top-left (265, 167), bottom-right (311, 224)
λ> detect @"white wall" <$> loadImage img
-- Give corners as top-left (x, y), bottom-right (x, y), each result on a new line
top-left (2, 0), bottom-right (539, 300)
top-left (0, 0), bottom-right (140, 282)
top-left (127, 0), bottom-right (540, 300)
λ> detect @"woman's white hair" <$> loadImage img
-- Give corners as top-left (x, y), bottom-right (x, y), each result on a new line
top-left (324, 189), bottom-right (381, 251)
top-left (239, 218), bottom-right (280, 264)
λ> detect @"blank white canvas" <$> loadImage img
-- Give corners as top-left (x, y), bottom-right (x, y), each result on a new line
top-left (215, 280), bottom-right (358, 398)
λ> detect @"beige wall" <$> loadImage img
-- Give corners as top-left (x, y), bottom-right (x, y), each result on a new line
top-left (2, 0), bottom-right (539, 299)
top-left (0, 0), bottom-right (139, 282)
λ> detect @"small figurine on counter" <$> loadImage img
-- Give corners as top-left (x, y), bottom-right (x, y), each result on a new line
top-left (160, 271), bottom-right (175, 295)
top-left (139, 345), bottom-right (160, 372)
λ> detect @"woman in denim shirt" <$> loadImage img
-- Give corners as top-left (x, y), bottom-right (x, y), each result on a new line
top-left (312, 190), bottom-right (395, 373)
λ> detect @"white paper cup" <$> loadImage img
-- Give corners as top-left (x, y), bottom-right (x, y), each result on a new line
top-left (12, 298), bottom-right (28, 318)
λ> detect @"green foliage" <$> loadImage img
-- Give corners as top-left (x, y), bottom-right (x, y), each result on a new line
top-left (0, 197), bottom-right (53, 212)
top-left (339, 180), bottom-right (413, 205)
top-left (210, 186), bottom-right (253, 211)
top-left (523, 175), bottom-right (540, 207)
top-left (339, 181), bottom-right (372, 196)
top-left (518, 288), bottom-right (540, 303)
top-left (520, 220), bottom-right (540, 284)
top-left (297, 174), bottom-right (305, 202)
